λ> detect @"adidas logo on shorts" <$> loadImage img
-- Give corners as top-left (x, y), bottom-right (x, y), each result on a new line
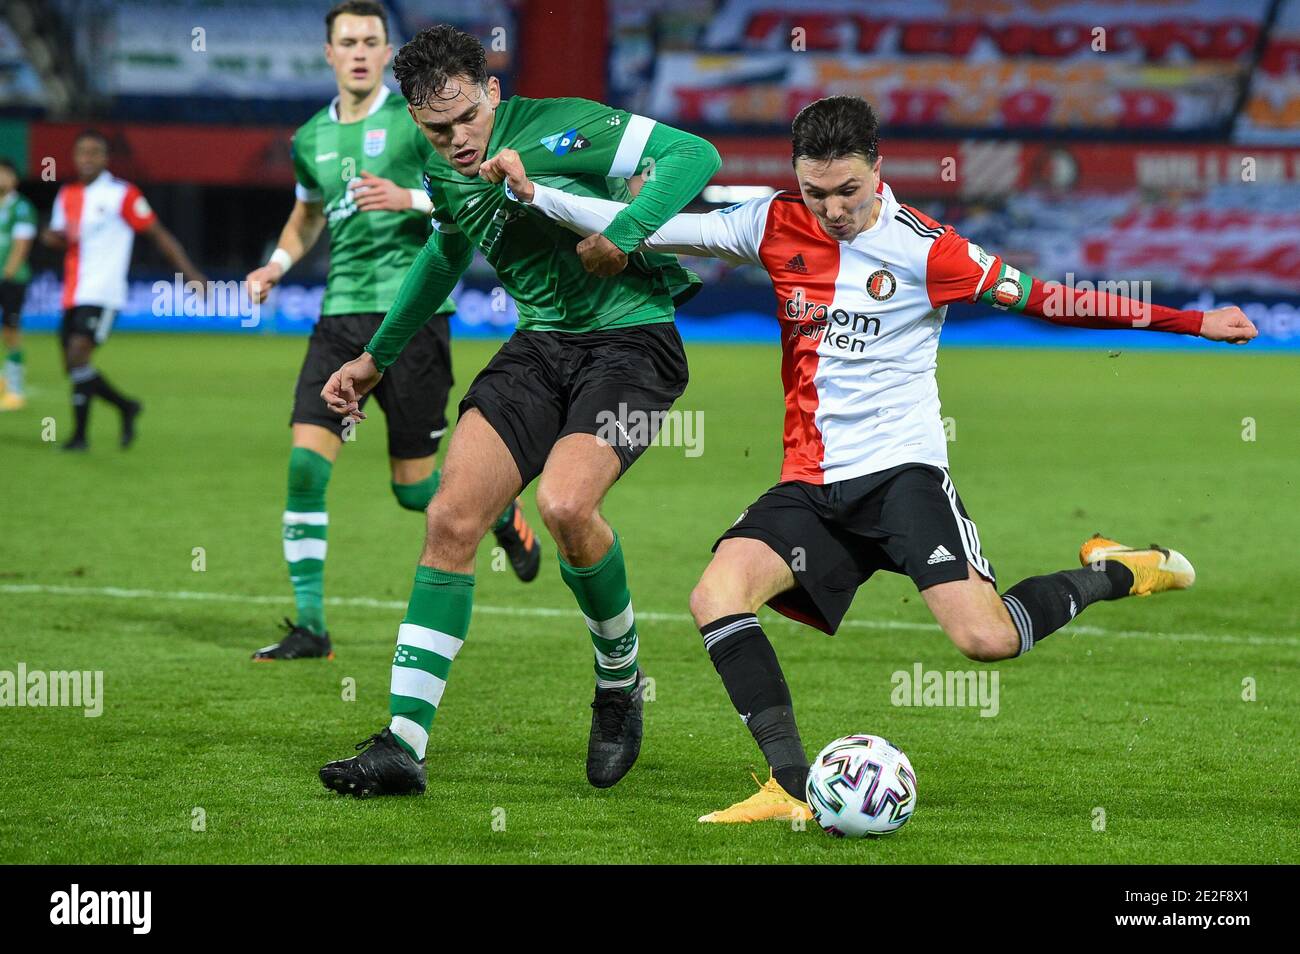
top-left (927, 545), bottom-right (957, 565)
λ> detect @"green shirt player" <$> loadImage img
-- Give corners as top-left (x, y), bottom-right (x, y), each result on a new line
top-left (0, 157), bottom-right (37, 410)
top-left (247, 2), bottom-right (541, 663)
top-left (316, 24), bottom-right (721, 797)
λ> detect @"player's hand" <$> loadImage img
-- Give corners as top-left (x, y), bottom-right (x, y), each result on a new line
top-left (246, 263), bottom-right (282, 305)
top-left (352, 171), bottom-right (412, 212)
top-left (576, 233), bottom-right (628, 277)
top-left (1200, 306), bottom-right (1257, 345)
top-left (322, 352), bottom-right (382, 420)
top-left (477, 148), bottom-right (534, 202)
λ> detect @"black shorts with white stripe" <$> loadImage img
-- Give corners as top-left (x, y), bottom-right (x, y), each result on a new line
top-left (714, 463), bottom-right (995, 635)
top-left (60, 305), bottom-right (117, 348)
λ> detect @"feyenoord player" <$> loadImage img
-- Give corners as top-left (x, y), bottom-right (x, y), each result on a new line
top-left (487, 96), bottom-right (1258, 822)
top-left (42, 129), bottom-right (206, 451)
top-left (0, 157), bottom-right (36, 410)
top-left (316, 24), bottom-right (720, 795)
top-left (246, 2), bottom-right (541, 663)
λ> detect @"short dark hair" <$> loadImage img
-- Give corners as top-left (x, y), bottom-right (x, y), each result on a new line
top-left (0, 157), bottom-right (17, 177)
top-left (74, 129), bottom-right (109, 151)
top-left (325, 0), bottom-right (389, 43)
top-left (790, 96), bottom-right (880, 166)
top-left (393, 25), bottom-right (487, 109)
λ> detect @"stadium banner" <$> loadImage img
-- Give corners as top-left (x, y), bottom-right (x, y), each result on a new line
top-left (1236, 0), bottom-right (1300, 144)
top-left (29, 123), bottom-right (296, 188)
top-left (14, 270), bottom-right (1300, 351)
top-left (22, 119), bottom-right (1297, 194)
top-left (70, 0), bottom-right (517, 101)
top-left (628, 0), bottom-right (1267, 132)
top-left (711, 138), bottom-right (1300, 194)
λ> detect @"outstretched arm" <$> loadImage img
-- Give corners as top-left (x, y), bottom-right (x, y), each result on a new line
top-left (924, 227), bottom-right (1258, 345)
top-left (981, 262), bottom-right (1256, 344)
top-left (146, 220), bottom-right (207, 286)
top-left (479, 148), bottom-right (763, 266)
top-left (479, 99), bottom-right (721, 275)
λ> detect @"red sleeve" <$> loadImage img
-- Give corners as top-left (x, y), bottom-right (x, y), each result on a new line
top-left (909, 202), bottom-right (998, 310)
top-left (1021, 279), bottom-right (1204, 336)
top-left (120, 183), bottom-right (157, 233)
top-left (919, 199), bottom-right (1204, 336)
top-left (923, 223), bottom-right (1001, 308)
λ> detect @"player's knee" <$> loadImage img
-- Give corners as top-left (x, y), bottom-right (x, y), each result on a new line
top-left (391, 473), bottom-right (439, 513)
top-left (423, 498), bottom-right (481, 552)
top-left (688, 580), bottom-right (720, 627)
top-left (535, 488), bottom-right (597, 538)
top-left (288, 446), bottom-right (332, 497)
top-left (689, 573), bottom-right (754, 626)
top-left (947, 623), bottom-right (1016, 662)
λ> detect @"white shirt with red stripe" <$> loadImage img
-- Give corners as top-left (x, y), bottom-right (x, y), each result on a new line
top-left (50, 171), bottom-right (158, 310)
top-left (528, 179), bottom-right (1000, 486)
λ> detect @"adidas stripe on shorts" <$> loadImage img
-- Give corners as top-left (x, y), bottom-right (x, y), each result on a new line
top-left (714, 463), bottom-right (995, 635)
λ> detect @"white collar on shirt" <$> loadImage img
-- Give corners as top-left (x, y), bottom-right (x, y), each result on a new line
top-left (329, 84), bottom-right (392, 123)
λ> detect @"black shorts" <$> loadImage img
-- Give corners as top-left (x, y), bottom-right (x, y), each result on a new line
top-left (459, 321), bottom-right (689, 487)
top-left (0, 281), bottom-right (26, 329)
top-left (60, 305), bottom-right (117, 348)
top-left (715, 463), bottom-right (995, 635)
top-left (291, 311), bottom-right (453, 460)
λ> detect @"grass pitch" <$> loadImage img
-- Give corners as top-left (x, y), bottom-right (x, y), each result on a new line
top-left (0, 333), bottom-right (1296, 864)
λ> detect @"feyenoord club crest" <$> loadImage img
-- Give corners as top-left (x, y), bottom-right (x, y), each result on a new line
top-left (867, 268), bottom-right (896, 301)
top-left (992, 276), bottom-right (1023, 308)
top-left (364, 128), bottom-right (387, 157)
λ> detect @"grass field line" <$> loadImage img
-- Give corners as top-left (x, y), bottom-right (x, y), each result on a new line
top-left (2, 582), bottom-right (1294, 648)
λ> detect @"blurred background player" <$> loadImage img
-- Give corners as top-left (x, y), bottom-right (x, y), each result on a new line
top-left (247, 2), bottom-right (542, 663)
top-left (40, 129), bottom-right (205, 451)
top-left (0, 157), bottom-right (36, 411)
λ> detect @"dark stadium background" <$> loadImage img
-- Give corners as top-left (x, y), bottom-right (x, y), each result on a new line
top-left (1, 0), bottom-right (1296, 348)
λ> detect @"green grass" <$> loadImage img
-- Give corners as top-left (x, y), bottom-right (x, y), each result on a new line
top-left (0, 333), bottom-right (1296, 864)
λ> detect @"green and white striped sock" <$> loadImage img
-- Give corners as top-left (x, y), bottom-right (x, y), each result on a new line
top-left (388, 565), bottom-right (474, 759)
top-left (284, 447), bottom-right (331, 636)
top-left (4, 350), bottom-right (23, 395)
top-left (559, 531), bottom-right (639, 691)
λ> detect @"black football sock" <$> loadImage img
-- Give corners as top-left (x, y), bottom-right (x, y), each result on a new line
top-left (88, 368), bottom-right (133, 411)
top-left (69, 366), bottom-right (96, 441)
top-left (701, 613), bottom-right (808, 799)
top-left (1001, 563), bottom-right (1133, 656)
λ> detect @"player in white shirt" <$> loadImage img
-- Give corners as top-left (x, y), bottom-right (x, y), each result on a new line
top-left (480, 95), bottom-right (1258, 823)
top-left (41, 129), bottom-right (205, 451)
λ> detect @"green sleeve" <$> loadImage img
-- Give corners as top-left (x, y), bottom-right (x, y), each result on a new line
top-left (17, 198), bottom-right (37, 229)
top-left (364, 225), bottom-right (472, 371)
top-left (515, 98), bottom-right (721, 254)
top-left (601, 122), bottom-right (721, 254)
top-left (290, 131), bottom-right (321, 199)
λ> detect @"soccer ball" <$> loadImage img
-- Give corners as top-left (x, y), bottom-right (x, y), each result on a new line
top-left (805, 734), bottom-right (918, 838)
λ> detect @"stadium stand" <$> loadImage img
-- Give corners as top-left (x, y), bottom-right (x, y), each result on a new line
top-left (0, 0), bottom-right (1296, 345)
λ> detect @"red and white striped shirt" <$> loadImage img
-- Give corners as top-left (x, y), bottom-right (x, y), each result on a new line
top-left (50, 171), bottom-right (157, 310)
top-left (526, 178), bottom-right (1202, 486)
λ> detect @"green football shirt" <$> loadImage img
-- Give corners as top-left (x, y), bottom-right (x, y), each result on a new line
top-left (0, 191), bottom-right (37, 285)
top-left (366, 95), bottom-right (721, 369)
top-left (291, 86), bottom-right (455, 317)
